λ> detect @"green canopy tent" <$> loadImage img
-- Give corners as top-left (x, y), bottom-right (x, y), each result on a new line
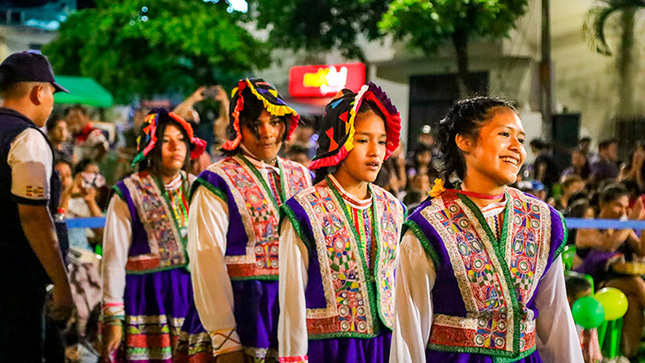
top-left (53, 76), bottom-right (113, 107)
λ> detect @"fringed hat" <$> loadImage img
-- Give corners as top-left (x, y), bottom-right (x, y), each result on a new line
top-left (132, 110), bottom-right (207, 168)
top-left (221, 78), bottom-right (299, 151)
top-left (308, 82), bottom-right (401, 170)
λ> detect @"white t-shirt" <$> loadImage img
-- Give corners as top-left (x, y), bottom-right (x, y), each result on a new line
top-left (8, 128), bottom-right (52, 204)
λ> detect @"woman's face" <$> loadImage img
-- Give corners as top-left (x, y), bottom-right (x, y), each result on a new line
top-left (338, 110), bottom-right (387, 184)
top-left (564, 181), bottom-right (585, 197)
top-left (160, 124), bottom-right (188, 173)
top-left (416, 150), bottom-right (432, 166)
top-left (54, 162), bottom-right (73, 189)
top-left (460, 108), bottom-right (527, 188)
top-left (600, 195), bottom-right (629, 219)
top-left (49, 120), bottom-right (69, 143)
top-left (241, 110), bottom-right (285, 162)
top-left (571, 151), bottom-right (586, 168)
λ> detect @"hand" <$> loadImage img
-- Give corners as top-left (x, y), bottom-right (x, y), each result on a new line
top-left (190, 86), bottom-right (207, 103)
top-left (634, 149), bottom-right (645, 168)
top-left (214, 85), bottom-right (228, 103)
top-left (50, 284), bottom-right (75, 322)
top-left (216, 350), bottom-right (246, 363)
top-left (629, 196), bottom-right (645, 220)
top-left (100, 324), bottom-right (123, 362)
top-left (83, 186), bottom-right (98, 203)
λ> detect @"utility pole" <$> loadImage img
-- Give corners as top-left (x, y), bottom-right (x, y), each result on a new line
top-left (540, 0), bottom-right (553, 141)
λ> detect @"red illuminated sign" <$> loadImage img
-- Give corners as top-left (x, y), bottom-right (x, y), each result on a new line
top-left (289, 63), bottom-right (366, 98)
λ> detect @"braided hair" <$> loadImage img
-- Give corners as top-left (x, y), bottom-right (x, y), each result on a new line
top-left (437, 97), bottom-right (517, 187)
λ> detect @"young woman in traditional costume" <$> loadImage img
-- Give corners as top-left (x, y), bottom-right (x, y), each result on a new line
top-left (390, 97), bottom-right (583, 362)
top-left (278, 83), bottom-right (406, 363)
top-left (177, 78), bottom-right (312, 362)
top-left (101, 110), bottom-right (206, 362)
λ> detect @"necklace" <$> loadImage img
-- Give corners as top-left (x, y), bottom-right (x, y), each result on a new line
top-left (449, 189), bottom-right (505, 200)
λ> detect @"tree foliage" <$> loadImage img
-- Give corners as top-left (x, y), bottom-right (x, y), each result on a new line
top-left (583, 0), bottom-right (644, 56)
top-left (43, 0), bottom-right (269, 103)
top-left (250, 0), bottom-right (390, 61)
top-left (379, 0), bottom-right (528, 93)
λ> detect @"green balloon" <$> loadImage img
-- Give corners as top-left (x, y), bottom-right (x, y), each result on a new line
top-left (572, 296), bottom-right (605, 329)
top-left (562, 246), bottom-right (576, 270)
top-left (595, 287), bottom-right (629, 321)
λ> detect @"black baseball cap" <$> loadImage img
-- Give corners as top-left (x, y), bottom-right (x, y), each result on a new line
top-left (0, 51), bottom-right (69, 93)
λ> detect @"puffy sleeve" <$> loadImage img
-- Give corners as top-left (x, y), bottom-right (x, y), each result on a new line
top-left (101, 195), bottom-right (132, 323)
top-left (187, 185), bottom-right (242, 356)
top-left (390, 230), bottom-right (436, 363)
top-left (278, 217), bottom-right (310, 363)
top-left (8, 128), bottom-right (52, 205)
top-left (535, 255), bottom-right (584, 362)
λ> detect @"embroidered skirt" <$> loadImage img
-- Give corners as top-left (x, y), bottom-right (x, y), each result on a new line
top-left (425, 349), bottom-right (543, 363)
top-left (307, 330), bottom-right (392, 363)
top-left (120, 268), bottom-right (191, 362)
top-left (175, 280), bottom-right (279, 362)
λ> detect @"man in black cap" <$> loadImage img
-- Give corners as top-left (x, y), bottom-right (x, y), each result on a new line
top-left (0, 51), bottom-right (75, 362)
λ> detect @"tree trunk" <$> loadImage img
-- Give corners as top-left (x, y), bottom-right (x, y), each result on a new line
top-left (451, 28), bottom-right (472, 96)
top-left (617, 7), bottom-right (636, 119)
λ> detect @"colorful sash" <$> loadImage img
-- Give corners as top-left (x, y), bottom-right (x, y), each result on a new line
top-left (281, 178), bottom-right (405, 339)
top-left (192, 155), bottom-right (312, 280)
top-left (113, 171), bottom-right (193, 274)
top-left (405, 188), bottom-right (567, 359)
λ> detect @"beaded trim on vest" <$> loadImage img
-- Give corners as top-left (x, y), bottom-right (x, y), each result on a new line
top-left (413, 188), bottom-right (554, 359)
top-left (283, 179), bottom-right (404, 339)
top-left (120, 171), bottom-right (190, 273)
top-left (197, 155), bottom-right (311, 280)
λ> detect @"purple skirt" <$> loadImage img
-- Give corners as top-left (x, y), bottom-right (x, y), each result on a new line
top-left (425, 349), bottom-right (543, 363)
top-left (120, 267), bottom-right (192, 363)
top-left (307, 330), bottom-right (391, 363)
top-left (176, 279), bottom-right (279, 361)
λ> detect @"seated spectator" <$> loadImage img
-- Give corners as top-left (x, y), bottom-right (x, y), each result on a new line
top-left (565, 272), bottom-right (602, 363)
top-left (66, 105), bottom-right (109, 163)
top-left (59, 159), bottom-right (105, 251)
top-left (403, 173), bottom-right (431, 212)
top-left (46, 116), bottom-right (76, 165)
top-left (407, 142), bottom-right (439, 181)
top-left (530, 138), bottom-right (559, 196)
top-left (550, 175), bottom-right (586, 213)
top-left (285, 143), bottom-right (311, 168)
top-left (574, 183), bottom-right (645, 358)
top-left (561, 148), bottom-right (591, 181)
top-left (291, 120), bottom-right (317, 159)
top-left (590, 138), bottom-right (620, 182)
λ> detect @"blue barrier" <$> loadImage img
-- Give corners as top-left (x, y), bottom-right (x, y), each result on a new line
top-left (66, 217), bottom-right (106, 229)
top-left (65, 216), bottom-right (645, 230)
top-left (565, 218), bottom-right (645, 230)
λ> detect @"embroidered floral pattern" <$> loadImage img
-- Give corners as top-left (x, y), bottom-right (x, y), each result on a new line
top-left (206, 156), bottom-right (311, 279)
top-left (288, 181), bottom-right (404, 338)
top-left (120, 171), bottom-right (188, 272)
top-left (421, 189), bottom-right (550, 356)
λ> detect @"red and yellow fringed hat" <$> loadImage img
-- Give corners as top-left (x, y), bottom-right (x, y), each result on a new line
top-left (132, 110), bottom-right (206, 168)
top-left (308, 82), bottom-right (401, 170)
top-left (221, 78), bottom-right (300, 151)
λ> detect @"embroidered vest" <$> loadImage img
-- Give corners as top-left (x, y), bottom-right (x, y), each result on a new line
top-left (193, 155), bottom-right (311, 280)
top-left (406, 188), bottom-right (566, 359)
top-left (113, 171), bottom-right (193, 274)
top-left (282, 179), bottom-right (405, 339)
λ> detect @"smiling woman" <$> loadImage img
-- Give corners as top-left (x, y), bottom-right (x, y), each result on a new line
top-left (390, 97), bottom-right (584, 363)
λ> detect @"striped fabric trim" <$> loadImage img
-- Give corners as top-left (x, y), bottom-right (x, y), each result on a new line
top-left (279, 355), bottom-right (308, 363)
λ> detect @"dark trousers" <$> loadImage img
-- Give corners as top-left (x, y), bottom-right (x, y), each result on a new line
top-left (0, 282), bottom-right (47, 363)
